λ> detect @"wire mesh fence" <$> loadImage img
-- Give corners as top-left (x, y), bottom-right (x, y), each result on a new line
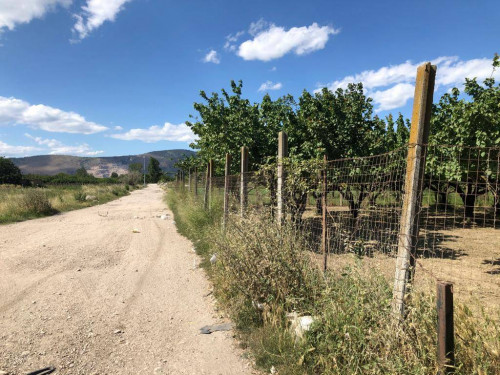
top-left (170, 144), bottom-right (500, 314)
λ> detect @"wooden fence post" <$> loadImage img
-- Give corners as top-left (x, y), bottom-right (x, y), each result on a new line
top-left (194, 167), bottom-right (198, 197)
top-left (204, 162), bottom-right (210, 210)
top-left (188, 168), bottom-right (191, 192)
top-left (240, 146), bottom-right (249, 217)
top-left (223, 153), bottom-right (231, 229)
top-left (392, 62), bottom-right (436, 319)
top-left (277, 132), bottom-right (288, 225)
top-left (322, 155), bottom-right (328, 272)
top-left (437, 281), bottom-right (455, 374)
top-left (209, 159), bottom-right (214, 208)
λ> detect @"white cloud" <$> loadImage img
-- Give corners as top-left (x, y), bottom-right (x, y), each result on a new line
top-left (370, 83), bottom-right (415, 112)
top-left (238, 22), bottom-right (339, 62)
top-left (0, 96), bottom-right (108, 134)
top-left (73, 0), bottom-right (132, 40)
top-left (248, 18), bottom-right (268, 36)
top-left (203, 49), bottom-right (220, 64)
top-left (25, 133), bottom-right (104, 155)
top-left (319, 56), bottom-right (500, 112)
top-left (113, 125), bottom-right (123, 130)
top-left (0, 0), bottom-right (71, 32)
top-left (224, 31), bottom-right (244, 52)
top-left (0, 140), bottom-right (41, 157)
top-left (111, 122), bottom-right (196, 143)
top-left (270, 66), bottom-right (277, 72)
top-left (258, 81), bottom-right (283, 92)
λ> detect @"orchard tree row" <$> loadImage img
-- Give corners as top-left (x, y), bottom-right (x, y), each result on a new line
top-left (177, 55), bottom-right (500, 219)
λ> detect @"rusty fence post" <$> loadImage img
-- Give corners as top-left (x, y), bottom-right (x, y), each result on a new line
top-left (204, 162), bottom-right (210, 210)
top-left (437, 282), bottom-right (454, 374)
top-left (392, 63), bottom-right (436, 319)
top-left (322, 155), bottom-right (328, 272)
top-left (241, 146), bottom-right (249, 217)
top-left (277, 132), bottom-right (288, 225)
top-left (223, 153), bottom-right (231, 230)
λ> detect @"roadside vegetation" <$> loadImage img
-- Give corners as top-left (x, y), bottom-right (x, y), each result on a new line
top-left (0, 183), bottom-right (135, 224)
top-left (166, 188), bottom-right (500, 375)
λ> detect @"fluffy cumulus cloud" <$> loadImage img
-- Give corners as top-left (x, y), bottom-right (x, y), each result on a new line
top-left (238, 22), bottom-right (340, 62)
top-left (0, 96), bottom-right (108, 134)
top-left (73, 0), bottom-right (132, 40)
top-left (320, 56), bottom-right (500, 112)
top-left (0, 140), bottom-right (41, 157)
top-left (111, 122), bottom-right (196, 143)
top-left (258, 81), bottom-right (283, 92)
top-left (203, 49), bottom-right (220, 64)
top-left (0, 0), bottom-right (71, 32)
top-left (25, 133), bottom-right (103, 155)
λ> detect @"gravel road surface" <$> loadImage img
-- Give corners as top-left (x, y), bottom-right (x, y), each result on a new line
top-left (0, 184), bottom-right (253, 374)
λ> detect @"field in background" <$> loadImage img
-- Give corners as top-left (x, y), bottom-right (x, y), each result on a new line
top-left (0, 184), bottom-right (136, 224)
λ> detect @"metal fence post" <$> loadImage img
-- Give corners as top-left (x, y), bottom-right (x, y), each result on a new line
top-left (392, 62), bottom-right (436, 319)
top-left (437, 281), bottom-right (455, 374)
top-left (277, 131), bottom-right (288, 225)
top-left (223, 153), bottom-right (231, 229)
top-left (240, 146), bottom-right (249, 217)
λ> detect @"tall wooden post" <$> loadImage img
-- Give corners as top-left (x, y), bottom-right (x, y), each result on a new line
top-left (437, 282), bottom-right (455, 374)
top-left (322, 155), bottom-right (328, 272)
top-left (277, 132), bottom-right (288, 225)
top-left (194, 167), bottom-right (198, 197)
top-left (223, 154), bottom-right (231, 229)
top-left (204, 162), bottom-right (210, 210)
top-left (240, 146), bottom-right (249, 217)
top-left (392, 63), bottom-right (436, 318)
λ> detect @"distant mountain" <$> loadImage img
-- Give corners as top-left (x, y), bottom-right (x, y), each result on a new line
top-left (10, 149), bottom-right (195, 178)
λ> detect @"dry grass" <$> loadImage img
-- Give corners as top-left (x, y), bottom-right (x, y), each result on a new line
top-left (0, 184), bottom-right (133, 224)
top-left (166, 187), bottom-right (500, 375)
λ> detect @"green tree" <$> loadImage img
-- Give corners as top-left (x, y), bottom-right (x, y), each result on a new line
top-left (147, 157), bottom-right (162, 183)
top-left (128, 162), bottom-right (143, 173)
top-left (428, 54), bottom-right (500, 218)
top-left (75, 166), bottom-right (89, 178)
top-left (187, 80), bottom-right (273, 174)
top-left (110, 172), bottom-right (119, 178)
top-left (0, 157), bottom-right (22, 185)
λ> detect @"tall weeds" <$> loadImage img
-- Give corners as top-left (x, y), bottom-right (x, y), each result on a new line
top-left (165, 188), bottom-right (500, 375)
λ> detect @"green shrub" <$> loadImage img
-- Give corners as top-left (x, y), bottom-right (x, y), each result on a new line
top-left (19, 189), bottom-right (55, 215)
top-left (73, 190), bottom-right (86, 202)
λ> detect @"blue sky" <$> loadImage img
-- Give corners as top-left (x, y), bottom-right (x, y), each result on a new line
top-left (0, 0), bottom-right (499, 157)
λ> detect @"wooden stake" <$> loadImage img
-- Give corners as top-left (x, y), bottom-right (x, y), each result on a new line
top-left (240, 146), bottom-right (249, 217)
top-left (322, 155), bottom-right (328, 272)
top-left (392, 63), bottom-right (436, 318)
top-left (223, 153), bottom-right (231, 229)
top-left (437, 282), bottom-right (454, 374)
top-left (277, 132), bottom-right (288, 225)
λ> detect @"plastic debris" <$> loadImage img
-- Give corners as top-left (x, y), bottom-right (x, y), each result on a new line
top-left (210, 253), bottom-right (217, 265)
top-left (287, 312), bottom-right (315, 339)
top-left (160, 214), bottom-right (168, 220)
top-left (132, 229), bottom-right (140, 233)
top-left (199, 323), bottom-right (232, 334)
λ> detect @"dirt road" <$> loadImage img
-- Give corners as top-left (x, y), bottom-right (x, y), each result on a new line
top-left (0, 185), bottom-right (253, 374)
